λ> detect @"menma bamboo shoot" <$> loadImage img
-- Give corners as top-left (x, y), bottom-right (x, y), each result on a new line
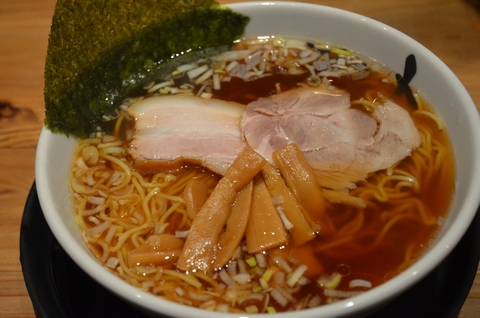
top-left (246, 175), bottom-right (288, 254)
top-left (262, 163), bottom-right (315, 246)
top-left (214, 181), bottom-right (253, 269)
top-left (177, 147), bottom-right (266, 272)
top-left (183, 179), bottom-right (209, 220)
top-left (128, 234), bottom-right (184, 267)
top-left (273, 143), bottom-right (334, 236)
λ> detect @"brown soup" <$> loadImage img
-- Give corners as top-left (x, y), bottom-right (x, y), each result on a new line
top-left (70, 37), bottom-right (454, 313)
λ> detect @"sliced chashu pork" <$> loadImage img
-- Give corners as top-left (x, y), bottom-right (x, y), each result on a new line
top-left (127, 87), bottom-right (421, 207)
top-left (127, 95), bottom-right (247, 176)
top-left (241, 86), bottom-right (421, 205)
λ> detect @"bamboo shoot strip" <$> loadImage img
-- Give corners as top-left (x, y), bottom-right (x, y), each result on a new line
top-left (262, 163), bottom-right (316, 246)
top-left (128, 234), bottom-right (184, 267)
top-left (176, 178), bottom-right (236, 272)
top-left (295, 243), bottom-right (325, 278)
top-left (223, 147), bottom-right (267, 191)
top-left (272, 143), bottom-right (334, 237)
top-left (177, 147), bottom-right (266, 272)
top-left (214, 181), bottom-right (253, 269)
top-left (246, 175), bottom-right (288, 254)
top-left (183, 179), bottom-right (209, 220)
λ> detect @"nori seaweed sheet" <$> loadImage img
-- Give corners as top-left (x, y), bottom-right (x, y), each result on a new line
top-left (44, 0), bottom-right (249, 138)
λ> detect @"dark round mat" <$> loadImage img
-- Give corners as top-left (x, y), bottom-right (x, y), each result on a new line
top-left (20, 182), bottom-right (480, 317)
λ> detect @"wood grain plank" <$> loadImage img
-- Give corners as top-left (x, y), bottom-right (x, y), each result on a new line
top-left (0, 148), bottom-right (36, 316)
top-left (0, 0), bottom-right (51, 152)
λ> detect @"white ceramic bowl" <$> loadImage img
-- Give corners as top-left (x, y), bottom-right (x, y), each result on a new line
top-left (36, 2), bottom-right (480, 317)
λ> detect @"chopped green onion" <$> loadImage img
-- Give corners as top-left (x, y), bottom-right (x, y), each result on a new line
top-left (259, 277), bottom-right (269, 289)
top-left (287, 264), bottom-right (308, 287)
top-left (317, 272), bottom-right (342, 290)
top-left (261, 269), bottom-right (274, 282)
top-left (252, 286), bottom-right (263, 293)
top-left (331, 47), bottom-right (351, 56)
top-left (245, 305), bottom-right (259, 313)
top-left (267, 306), bottom-right (277, 314)
top-left (246, 256), bottom-right (257, 267)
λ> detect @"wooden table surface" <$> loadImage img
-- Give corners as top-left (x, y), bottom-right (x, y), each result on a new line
top-left (1, 0), bottom-right (479, 317)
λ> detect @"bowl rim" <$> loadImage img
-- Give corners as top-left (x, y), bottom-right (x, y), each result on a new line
top-left (36, 1), bottom-right (480, 317)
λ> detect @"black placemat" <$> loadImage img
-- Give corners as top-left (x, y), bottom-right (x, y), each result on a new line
top-left (20, 182), bottom-right (480, 318)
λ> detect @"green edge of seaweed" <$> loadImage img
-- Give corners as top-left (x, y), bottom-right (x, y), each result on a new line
top-left (44, 0), bottom-right (250, 138)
